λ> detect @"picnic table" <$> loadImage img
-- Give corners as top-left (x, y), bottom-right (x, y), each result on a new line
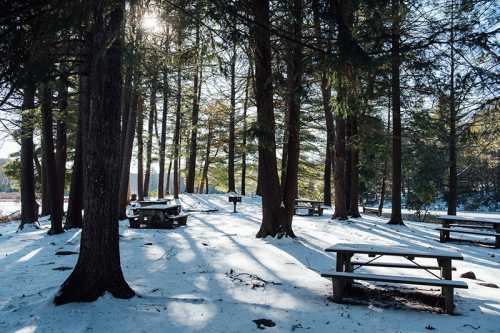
top-left (136, 199), bottom-right (172, 207)
top-left (436, 215), bottom-right (500, 248)
top-left (294, 199), bottom-right (324, 216)
top-left (321, 243), bottom-right (467, 314)
top-left (129, 203), bottom-right (188, 229)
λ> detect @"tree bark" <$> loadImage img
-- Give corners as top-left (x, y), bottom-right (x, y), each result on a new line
top-left (447, 0), bottom-right (457, 216)
top-left (66, 62), bottom-right (90, 229)
top-left (331, 0), bottom-right (352, 220)
top-left (348, 114), bottom-right (360, 217)
top-left (312, 0), bottom-right (335, 207)
top-left (228, 42), bottom-right (237, 193)
top-left (136, 96), bottom-right (144, 201)
top-left (54, 0), bottom-right (134, 304)
top-left (199, 123), bottom-right (213, 194)
top-left (40, 83), bottom-right (63, 235)
top-left (19, 84), bottom-right (38, 229)
top-left (55, 72), bottom-right (68, 221)
top-left (186, 19), bottom-right (201, 193)
top-left (143, 74), bottom-right (157, 197)
top-left (345, 116), bottom-right (352, 211)
top-left (378, 99), bottom-right (391, 216)
top-left (253, 0), bottom-right (290, 238)
top-left (282, 0), bottom-right (303, 232)
top-left (173, 13), bottom-right (184, 199)
top-left (158, 71), bottom-right (169, 198)
top-left (388, 0), bottom-right (404, 225)
top-left (241, 66), bottom-right (251, 196)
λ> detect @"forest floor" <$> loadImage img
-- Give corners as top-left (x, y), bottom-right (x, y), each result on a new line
top-left (0, 194), bottom-right (499, 332)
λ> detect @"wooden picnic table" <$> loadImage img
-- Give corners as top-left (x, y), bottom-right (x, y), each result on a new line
top-left (322, 243), bottom-right (467, 313)
top-left (294, 199), bottom-right (324, 216)
top-left (129, 204), bottom-right (187, 229)
top-left (436, 215), bottom-right (500, 248)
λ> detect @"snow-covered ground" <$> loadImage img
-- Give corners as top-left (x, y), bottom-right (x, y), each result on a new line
top-left (0, 194), bottom-right (499, 333)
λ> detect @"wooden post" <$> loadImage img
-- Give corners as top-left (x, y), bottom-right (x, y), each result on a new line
top-left (438, 257), bottom-right (453, 312)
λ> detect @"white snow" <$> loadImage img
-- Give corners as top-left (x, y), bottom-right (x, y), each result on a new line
top-left (0, 194), bottom-right (499, 332)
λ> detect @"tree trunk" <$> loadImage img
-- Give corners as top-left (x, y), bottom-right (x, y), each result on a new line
top-left (348, 114), bottom-right (360, 217)
top-left (312, 0), bottom-right (335, 207)
top-left (40, 83), bottom-right (63, 235)
top-left (331, 0), bottom-right (352, 220)
top-left (345, 116), bottom-right (352, 211)
top-left (228, 42), bottom-right (236, 193)
top-left (19, 84), bottom-right (38, 229)
top-left (136, 96), bottom-right (144, 201)
top-left (166, 159), bottom-right (172, 195)
top-left (158, 71), bottom-right (169, 198)
top-left (143, 74), bottom-right (157, 197)
top-left (55, 72), bottom-right (68, 221)
top-left (447, 0), bottom-right (457, 216)
top-left (41, 158), bottom-right (50, 216)
top-left (199, 123), bottom-right (213, 195)
top-left (173, 17), bottom-right (183, 199)
top-left (388, 0), bottom-right (404, 225)
top-left (54, 0), bottom-right (134, 304)
top-left (66, 63), bottom-right (90, 229)
top-left (118, 77), bottom-right (139, 217)
top-left (282, 0), bottom-right (303, 232)
top-left (253, 0), bottom-right (289, 238)
top-left (378, 99), bottom-right (391, 217)
top-left (241, 67), bottom-right (251, 196)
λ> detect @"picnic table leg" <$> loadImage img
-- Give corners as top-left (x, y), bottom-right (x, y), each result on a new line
top-left (344, 253), bottom-right (354, 292)
top-left (443, 221), bottom-right (450, 241)
top-left (333, 252), bottom-right (345, 302)
top-left (438, 258), bottom-right (454, 313)
top-left (495, 225), bottom-right (500, 248)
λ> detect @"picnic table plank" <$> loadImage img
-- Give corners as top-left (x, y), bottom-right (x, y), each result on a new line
top-left (325, 243), bottom-right (464, 260)
top-left (437, 215), bottom-right (500, 225)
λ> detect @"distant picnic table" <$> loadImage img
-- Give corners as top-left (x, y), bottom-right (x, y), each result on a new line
top-left (294, 199), bottom-right (324, 216)
top-left (436, 215), bottom-right (500, 248)
top-left (129, 202), bottom-right (188, 229)
top-left (321, 243), bottom-right (467, 314)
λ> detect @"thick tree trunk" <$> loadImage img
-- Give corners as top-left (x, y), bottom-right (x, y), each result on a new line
top-left (55, 72), bottom-right (68, 220)
top-left (253, 0), bottom-right (289, 238)
top-left (40, 83), bottom-right (63, 235)
top-left (158, 71), bottom-right (169, 198)
top-left (331, 0), bottom-right (352, 220)
top-left (66, 63), bottom-right (90, 229)
top-left (228, 42), bottom-right (236, 193)
top-left (136, 96), bottom-right (144, 201)
top-left (186, 20), bottom-right (201, 193)
top-left (143, 74), bottom-right (157, 197)
top-left (388, 0), bottom-right (404, 225)
top-left (54, 1), bottom-right (134, 304)
top-left (19, 84), bottom-right (38, 229)
top-left (282, 0), bottom-right (303, 232)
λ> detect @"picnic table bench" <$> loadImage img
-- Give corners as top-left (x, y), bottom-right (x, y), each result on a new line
top-left (129, 203), bottom-right (188, 229)
top-left (436, 215), bottom-right (500, 248)
top-left (294, 199), bottom-right (324, 216)
top-left (321, 243), bottom-right (467, 314)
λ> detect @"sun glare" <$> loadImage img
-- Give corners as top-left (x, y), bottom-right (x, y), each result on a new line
top-left (142, 13), bottom-right (161, 33)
